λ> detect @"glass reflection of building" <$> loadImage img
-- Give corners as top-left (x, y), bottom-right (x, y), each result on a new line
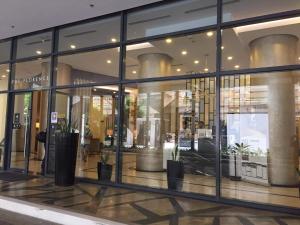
top-left (0, 0), bottom-right (299, 213)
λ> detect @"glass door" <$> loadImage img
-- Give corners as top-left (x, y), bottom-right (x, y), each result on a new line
top-left (10, 92), bottom-right (32, 172)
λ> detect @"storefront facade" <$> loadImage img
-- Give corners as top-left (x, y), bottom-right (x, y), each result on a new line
top-left (0, 0), bottom-right (299, 214)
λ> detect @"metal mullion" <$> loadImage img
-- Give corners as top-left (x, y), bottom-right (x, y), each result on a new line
top-left (220, 9), bottom-right (300, 30)
top-left (220, 64), bottom-right (300, 77)
top-left (44, 27), bottom-right (58, 176)
top-left (3, 37), bottom-right (17, 170)
top-left (13, 54), bottom-right (52, 64)
top-left (115, 11), bottom-right (127, 184)
top-left (215, 0), bottom-right (222, 200)
top-left (124, 24), bottom-right (218, 46)
top-left (121, 73), bottom-right (216, 85)
top-left (53, 81), bottom-right (120, 91)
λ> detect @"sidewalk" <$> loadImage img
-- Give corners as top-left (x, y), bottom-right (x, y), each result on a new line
top-left (0, 172), bottom-right (299, 225)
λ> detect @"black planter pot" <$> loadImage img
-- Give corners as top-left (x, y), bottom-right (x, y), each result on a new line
top-left (97, 162), bottom-right (113, 181)
top-left (55, 133), bottom-right (79, 186)
top-left (221, 154), bottom-right (230, 178)
top-left (167, 160), bottom-right (184, 191)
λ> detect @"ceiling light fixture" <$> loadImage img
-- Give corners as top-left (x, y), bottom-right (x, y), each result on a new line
top-left (132, 70), bottom-right (137, 74)
top-left (234, 65), bottom-right (240, 69)
top-left (204, 68), bottom-right (209, 72)
top-left (165, 38), bottom-right (172, 44)
top-left (36, 50), bottom-right (42, 55)
top-left (6, 69), bottom-right (10, 73)
top-left (227, 56), bottom-right (233, 60)
top-left (106, 60), bottom-right (112, 64)
top-left (125, 42), bottom-right (153, 51)
top-left (181, 50), bottom-right (187, 55)
top-left (206, 31), bottom-right (214, 37)
top-left (111, 38), bottom-right (117, 43)
top-left (70, 44), bottom-right (76, 49)
top-left (221, 46), bottom-right (224, 50)
top-left (176, 68), bottom-right (181, 72)
top-left (194, 60), bottom-right (199, 64)
top-left (1, 75), bottom-right (6, 78)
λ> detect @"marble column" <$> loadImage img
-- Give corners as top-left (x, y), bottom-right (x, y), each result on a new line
top-left (135, 53), bottom-right (172, 171)
top-left (250, 34), bottom-right (299, 186)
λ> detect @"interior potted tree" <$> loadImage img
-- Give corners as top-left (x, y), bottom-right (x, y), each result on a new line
top-left (229, 142), bottom-right (250, 181)
top-left (55, 118), bottom-right (79, 186)
top-left (97, 151), bottom-right (112, 181)
top-left (82, 124), bottom-right (93, 162)
top-left (167, 145), bottom-right (184, 190)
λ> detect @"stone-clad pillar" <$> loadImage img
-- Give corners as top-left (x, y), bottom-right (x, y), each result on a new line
top-left (250, 34), bottom-right (299, 186)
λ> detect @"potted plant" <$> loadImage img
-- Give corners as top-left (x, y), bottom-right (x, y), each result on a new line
top-left (229, 142), bottom-right (250, 181)
top-left (167, 146), bottom-right (184, 190)
top-left (55, 119), bottom-right (79, 186)
top-left (82, 124), bottom-right (93, 162)
top-left (97, 151), bottom-right (112, 181)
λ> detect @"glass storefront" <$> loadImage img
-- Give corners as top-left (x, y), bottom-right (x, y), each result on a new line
top-left (0, 0), bottom-right (299, 212)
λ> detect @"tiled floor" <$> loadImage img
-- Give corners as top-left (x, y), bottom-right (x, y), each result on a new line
top-left (0, 172), bottom-right (299, 225)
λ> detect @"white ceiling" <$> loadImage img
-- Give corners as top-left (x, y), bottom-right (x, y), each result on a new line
top-left (0, 0), bottom-right (161, 40)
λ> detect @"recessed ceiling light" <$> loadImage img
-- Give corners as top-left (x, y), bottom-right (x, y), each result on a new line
top-left (204, 68), bottom-right (209, 72)
top-left (132, 70), bottom-right (137, 74)
top-left (111, 38), bottom-right (117, 43)
top-left (181, 50), bottom-right (187, 55)
top-left (176, 68), bottom-right (181, 72)
top-left (93, 88), bottom-right (97, 91)
top-left (234, 65), bottom-right (240, 69)
top-left (36, 50), bottom-right (42, 55)
top-left (221, 46), bottom-right (224, 50)
top-left (206, 31), bottom-right (214, 37)
top-left (194, 60), bottom-right (199, 64)
top-left (165, 38), bottom-right (172, 44)
top-left (106, 60), bottom-right (112, 64)
top-left (1, 75), bottom-right (6, 78)
top-left (6, 69), bottom-right (10, 73)
top-left (298, 57), bottom-right (300, 60)
top-left (227, 56), bottom-right (233, 60)
top-left (70, 44), bottom-right (76, 49)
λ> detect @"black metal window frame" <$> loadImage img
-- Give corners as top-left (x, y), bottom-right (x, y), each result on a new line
top-left (0, 0), bottom-right (299, 215)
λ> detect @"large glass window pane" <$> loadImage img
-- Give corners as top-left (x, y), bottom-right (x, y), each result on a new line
top-left (48, 86), bottom-right (118, 181)
top-left (126, 31), bottom-right (216, 79)
top-left (0, 93), bottom-right (7, 168)
top-left (58, 16), bottom-right (120, 52)
top-left (56, 48), bottom-right (119, 86)
top-left (0, 64), bottom-right (10, 91)
top-left (12, 57), bottom-right (51, 90)
top-left (127, 0), bottom-right (217, 40)
top-left (16, 32), bottom-right (52, 59)
top-left (221, 71), bottom-right (300, 208)
top-left (0, 40), bottom-right (11, 62)
top-left (223, 0), bottom-right (300, 22)
top-left (221, 18), bottom-right (300, 71)
top-left (122, 78), bottom-right (216, 195)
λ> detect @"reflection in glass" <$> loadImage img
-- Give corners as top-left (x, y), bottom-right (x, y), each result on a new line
top-left (0, 64), bottom-right (10, 91)
top-left (56, 48), bottom-right (119, 86)
top-left (221, 72), bottom-right (300, 208)
top-left (16, 32), bottom-right (52, 59)
top-left (58, 16), bottom-right (120, 51)
top-left (122, 78), bottom-right (216, 195)
top-left (126, 31), bottom-right (216, 79)
top-left (127, 0), bottom-right (217, 40)
top-left (0, 93), bottom-right (7, 167)
top-left (49, 86), bottom-right (118, 181)
top-left (13, 57), bottom-right (51, 90)
top-left (0, 40), bottom-right (11, 62)
top-left (221, 19), bottom-right (300, 71)
top-left (222, 0), bottom-right (300, 22)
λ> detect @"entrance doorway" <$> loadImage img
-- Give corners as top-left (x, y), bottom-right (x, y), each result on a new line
top-left (9, 90), bottom-right (48, 174)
